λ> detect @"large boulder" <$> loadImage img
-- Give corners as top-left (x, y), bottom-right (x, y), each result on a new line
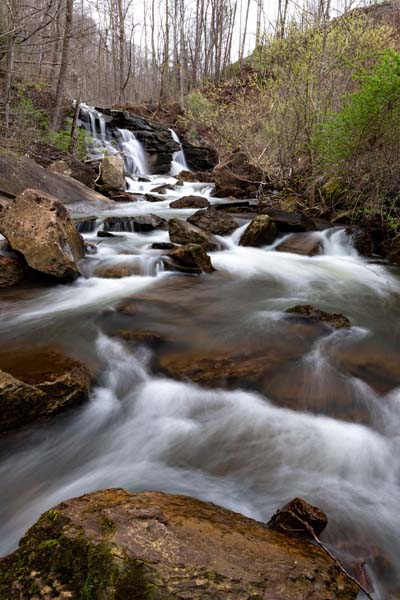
top-left (0, 152), bottom-right (110, 208)
top-left (0, 253), bottom-right (26, 287)
top-left (213, 151), bottom-right (268, 198)
top-left (99, 155), bottom-right (126, 193)
top-left (239, 215), bottom-right (278, 247)
top-left (188, 206), bottom-right (238, 235)
top-left (169, 195), bottom-right (210, 209)
top-left (0, 346), bottom-right (90, 432)
top-left (168, 218), bottom-right (219, 251)
top-left (0, 489), bottom-right (358, 599)
top-left (259, 207), bottom-right (315, 233)
top-left (167, 243), bottom-right (214, 273)
top-left (0, 189), bottom-right (85, 280)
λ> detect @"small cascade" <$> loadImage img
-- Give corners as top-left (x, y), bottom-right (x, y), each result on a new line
top-left (169, 129), bottom-right (189, 175)
top-left (117, 129), bottom-right (150, 176)
top-left (79, 103), bottom-right (150, 177)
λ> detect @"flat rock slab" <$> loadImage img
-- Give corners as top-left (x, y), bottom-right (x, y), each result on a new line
top-left (0, 489), bottom-right (357, 599)
top-left (0, 152), bottom-right (110, 208)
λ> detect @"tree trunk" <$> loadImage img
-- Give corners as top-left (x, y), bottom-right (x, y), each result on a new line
top-left (52, 0), bottom-right (74, 131)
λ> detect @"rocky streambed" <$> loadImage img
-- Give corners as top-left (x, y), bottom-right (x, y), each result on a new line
top-left (0, 139), bottom-right (399, 598)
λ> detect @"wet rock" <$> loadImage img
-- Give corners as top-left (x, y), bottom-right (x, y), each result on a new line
top-left (276, 232), bottom-right (322, 256)
top-left (175, 169), bottom-right (215, 183)
top-left (0, 254), bottom-right (26, 287)
top-left (169, 195), bottom-right (210, 209)
top-left (181, 141), bottom-right (218, 171)
top-left (259, 207), bottom-right (316, 233)
top-left (150, 183), bottom-right (175, 194)
top-left (144, 193), bottom-right (164, 202)
top-left (94, 262), bottom-right (141, 278)
top-left (213, 151), bottom-right (269, 198)
top-left (104, 214), bottom-right (167, 233)
top-left (0, 489), bottom-right (358, 600)
top-left (48, 159), bottom-right (97, 189)
top-left (115, 330), bottom-right (166, 348)
top-left (346, 226), bottom-right (374, 257)
top-left (97, 230), bottom-right (117, 238)
top-left (239, 214), bottom-right (278, 247)
top-left (188, 206), bottom-right (237, 235)
top-left (108, 191), bottom-right (137, 202)
top-left (0, 152), bottom-right (110, 207)
top-left (168, 218), bottom-right (219, 251)
top-left (268, 497), bottom-right (328, 538)
top-left (286, 305), bottom-right (351, 329)
top-left (167, 243), bottom-right (214, 274)
top-left (151, 242), bottom-right (176, 250)
top-left (99, 155), bottom-right (126, 192)
top-left (0, 347), bottom-right (90, 432)
top-left (0, 189), bottom-right (85, 280)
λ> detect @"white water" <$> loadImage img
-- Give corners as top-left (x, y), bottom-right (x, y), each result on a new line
top-left (169, 128), bottom-right (189, 175)
top-left (1, 158), bottom-right (400, 597)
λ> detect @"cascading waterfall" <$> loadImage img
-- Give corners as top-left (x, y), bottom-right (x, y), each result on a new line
top-left (79, 103), bottom-right (151, 177)
top-left (169, 128), bottom-right (189, 175)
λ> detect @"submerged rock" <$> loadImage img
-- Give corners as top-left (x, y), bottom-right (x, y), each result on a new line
top-left (0, 489), bottom-right (358, 599)
top-left (0, 254), bottom-right (26, 287)
top-left (168, 218), bottom-right (218, 250)
top-left (169, 195), bottom-right (210, 209)
top-left (239, 214), bottom-right (278, 247)
top-left (188, 206), bottom-right (237, 235)
top-left (167, 243), bottom-right (214, 274)
top-left (0, 347), bottom-right (90, 432)
top-left (0, 189), bottom-right (85, 280)
top-left (276, 232), bottom-right (322, 256)
top-left (286, 305), bottom-right (351, 329)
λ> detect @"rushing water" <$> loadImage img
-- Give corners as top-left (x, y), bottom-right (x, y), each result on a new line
top-left (1, 119), bottom-right (400, 598)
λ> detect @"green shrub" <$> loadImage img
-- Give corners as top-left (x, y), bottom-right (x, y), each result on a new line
top-left (47, 118), bottom-right (90, 161)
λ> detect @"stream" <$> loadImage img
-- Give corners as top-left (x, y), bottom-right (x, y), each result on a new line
top-left (0, 111), bottom-right (400, 599)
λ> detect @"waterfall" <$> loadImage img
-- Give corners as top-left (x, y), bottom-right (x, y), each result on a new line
top-left (169, 128), bottom-right (189, 175)
top-left (117, 129), bottom-right (150, 176)
top-left (78, 103), bottom-right (150, 177)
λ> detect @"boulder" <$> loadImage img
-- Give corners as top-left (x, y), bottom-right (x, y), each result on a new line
top-left (286, 305), bottom-right (351, 329)
top-left (259, 208), bottom-right (315, 233)
top-left (188, 206), bottom-right (237, 235)
top-left (108, 191), bottom-right (137, 202)
top-left (168, 218), bottom-right (219, 251)
top-left (0, 254), bottom-right (26, 287)
top-left (104, 214), bottom-right (167, 233)
top-left (144, 193), bottom-right (164, 202)
top-left (0, 152), bottom-right (110, 207)
top-left (99, 155), bottom-right (126, 192)
top-left (150, 183), bottom-right (175, 194)
top-left (346, 226), bottom-right (374, 257)
top-left (213, 151), bottom-right (268, 198)
top-left (48, 159), bottom-right (97, 189)
top-left (276, 232), bottom-right (322, 256)
top-left (0, 489), bottom-right (358, 600)
top-left (0, 189), bottom-right (85, 280)
top-left (175, 169), bottom-right (215, 183)
top-left (0, 346), bottom-right (90, 432)
top-left (239, 215), bottom-right (278, 247)
top-left (169, 195), bottom-right (210, 209)
top-left (167, 243), bottom-right (214, 274)
top-left (268, 497), bottom-right (328, 538)
top-left (181, 140), bottom-right (218, 171)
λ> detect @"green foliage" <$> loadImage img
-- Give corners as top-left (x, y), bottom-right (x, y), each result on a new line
top-left (13, 96), bottom-right (49, 131)
top-left (313, 50), bottom-right (400, 167)
top-left (47, 118), bottom-right (89, 161)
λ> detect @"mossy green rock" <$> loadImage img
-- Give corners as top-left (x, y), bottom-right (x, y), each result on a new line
top-left (0, 489), bottom-right (358, 599)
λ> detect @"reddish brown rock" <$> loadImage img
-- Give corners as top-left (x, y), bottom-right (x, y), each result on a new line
top-left (0, 254), bottom-right (25, 287)
top-left (0, 489), bottom-right (358, 599)
top-left (276, 232), bottom-right (322, 256)
top-left (167, 243), bottom-right (214, 274)
top-left (168, 218), bottom-right (219, 250)
top-left (169, 195), bottom-right (210, 209)
top-left (188, 206), bottom-right (237, 235)
top-left (286, 305), bottom-right (351, 329)
top-left (0, 346), bottom-right (90, 432)
top-left (0, 189), bottom-right (85, 280)
top-left (268, 497), bottom-right (328, 538)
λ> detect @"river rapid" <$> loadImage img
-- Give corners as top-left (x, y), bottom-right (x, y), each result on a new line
top-left (1, 138), bottom-right (400, 598)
